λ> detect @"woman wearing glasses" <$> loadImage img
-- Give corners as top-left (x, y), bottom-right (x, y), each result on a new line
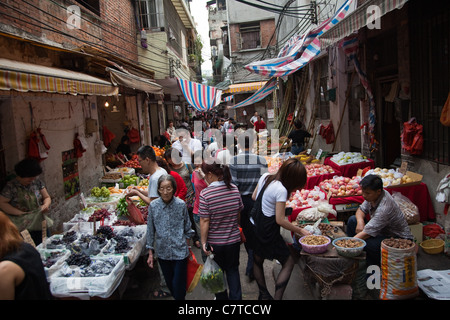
top-left (146, 174), bottom-right (195, 300)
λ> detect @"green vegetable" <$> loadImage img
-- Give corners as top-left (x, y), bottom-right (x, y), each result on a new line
top-left (117, 197), bottom-right (129, 217)
top-left (200, 268), bottom-right (225, 293)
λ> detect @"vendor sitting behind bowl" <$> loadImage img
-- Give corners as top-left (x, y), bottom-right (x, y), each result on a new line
top-left (346, 174), bottom-right (413, 266)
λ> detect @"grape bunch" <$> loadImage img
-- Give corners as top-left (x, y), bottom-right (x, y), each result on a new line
top-left (90, 186), bottom-right (111, 198)
top-left (96, 226), bottom-right (115, 239)
top-left (113, 235), bottom-right (129, 253)
top-left (66, 252), bottom-right (91, 267)
top-left (88, 208), bottom-right (111, 222)
top-left (62, 230), bottom-right (77, 244)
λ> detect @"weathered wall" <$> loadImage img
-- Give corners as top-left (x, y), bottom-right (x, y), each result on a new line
top-left (0, 91), bottom-right (103, 233)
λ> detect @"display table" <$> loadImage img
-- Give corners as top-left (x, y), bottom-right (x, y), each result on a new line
top-left (306, 170), bottom-right (341, 190)
top-left (324, 157), bottom-right (375, 178)
top-left (326, 182), bottom-right (435, 222)
top-left (299, 245), bottom-right (364, 299)
top-left (385, 182), bottom-right (435, 221)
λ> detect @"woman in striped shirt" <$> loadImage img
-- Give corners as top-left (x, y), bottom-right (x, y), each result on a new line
top-left (198, 159), bottom-right (243, 300)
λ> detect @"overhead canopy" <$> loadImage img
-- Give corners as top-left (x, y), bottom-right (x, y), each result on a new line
top-left (229, 0), bottom-right (353, 109)
top-left (106, 67), bottom-right (163, 95)
top-left (222, 81), bottom-right (268, 94)
top-left (177, 78), bottom-right (222, 112)
top-left (228, 77), bottom-right (278, 109)
top-left (319, 0), bottom-right (409, 49)
top-left (0, 58), bottom-right (118, 96)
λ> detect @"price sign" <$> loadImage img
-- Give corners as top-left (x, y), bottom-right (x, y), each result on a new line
top-left (316, 149), bottom-right (323, 160)
top-left (399, 161), bottom-right (408, 174)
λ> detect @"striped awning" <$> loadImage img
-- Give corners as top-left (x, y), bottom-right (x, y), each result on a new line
top-left (319, 0), bottom-right (409, 49)
top-left (0, 58), bottom-right (118, 96)
top-left (222, 81), bottom-right (267, 94)
top-left (107, 67), bottom-right (163, 95)
top-left (177, 78), bottom-right (222, 112)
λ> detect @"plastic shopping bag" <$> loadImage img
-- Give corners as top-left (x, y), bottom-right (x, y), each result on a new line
top-left (200, 255), bottom-right (226, 294)
top-left (186, 249), bottom-right (203, 293)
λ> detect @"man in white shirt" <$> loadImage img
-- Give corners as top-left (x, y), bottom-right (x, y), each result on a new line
top-left (126, 145), bottom-right (167, 204)
top-left (250, 112), bottom-right (258, 125)
top-left (171, 128), bottom-right (203, 164)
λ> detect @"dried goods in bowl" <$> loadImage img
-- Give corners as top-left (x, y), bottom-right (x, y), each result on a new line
top-left (299, 235), bottom-right (330, 254)
top-left (332, 237), bottom-right (366, 257)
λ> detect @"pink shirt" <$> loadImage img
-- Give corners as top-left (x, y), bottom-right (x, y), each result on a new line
top-left (192, 170), bottom-right (208, 214)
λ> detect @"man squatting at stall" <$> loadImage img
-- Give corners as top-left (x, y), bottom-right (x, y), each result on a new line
top-left (346, 175), bottom-right (413, 267)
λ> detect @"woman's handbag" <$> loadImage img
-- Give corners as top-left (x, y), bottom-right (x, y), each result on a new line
top-left (186, 248), bottom-right (203, 293)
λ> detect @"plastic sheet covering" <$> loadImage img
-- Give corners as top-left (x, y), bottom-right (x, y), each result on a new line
top-left (38, 224), bottom-right (147, 298)
top-left (304, 255), bottom-right (358, 297)
top-left (49, 255), bottom-right (125, 299)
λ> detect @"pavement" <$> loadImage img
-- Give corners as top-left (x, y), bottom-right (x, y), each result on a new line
top-left (117, 242), bottom-right (450, 301)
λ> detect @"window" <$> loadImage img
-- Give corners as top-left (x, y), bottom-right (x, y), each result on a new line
top-left (410, 1), bottom-right (449, 165)
top-left (314, 57), bottom-right (330, 119)
top-left (138, 0), bottom-right (164, 30)
top-left (239, 23), bottom-right (260, 50)
top-left (74, 0), bottom-right (100, 16)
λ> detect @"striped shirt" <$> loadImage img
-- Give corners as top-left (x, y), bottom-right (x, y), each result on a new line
top-left (229, 151), bottom-right (268, 196)
top-left (198, 181), bottom-right (243, 245)
top-left (360, 190), bottom-right (413, 239)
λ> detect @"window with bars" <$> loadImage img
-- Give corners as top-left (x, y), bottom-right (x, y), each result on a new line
top-left (409, 1), bottom-right (449, 165)
top-left (138, 0), bottom-right (164, 30)
top-left (314, 56), bottom-right (330, 120)
top-left (239, 23), bottom-right (261, 50)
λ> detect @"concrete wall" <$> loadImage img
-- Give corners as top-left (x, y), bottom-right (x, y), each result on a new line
top-left (0, 92), bottom-right (103, 233)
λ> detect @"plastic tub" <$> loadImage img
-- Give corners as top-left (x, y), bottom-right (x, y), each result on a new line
top-left (299, 235), bottom-right (330, 254)
top-left (332, 237), bottom-right (366, 257)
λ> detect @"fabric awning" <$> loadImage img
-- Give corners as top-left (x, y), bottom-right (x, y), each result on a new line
top-left (0, 58), bottom-right (118, 96)
top-left (177, 78), bottom-right (222, 111)
top-left (106, 67), bottom-right (163, 95)
top-left (319, 0), bottom-right (409, 49)
top-left (222, 81), bottom-right (268, 94)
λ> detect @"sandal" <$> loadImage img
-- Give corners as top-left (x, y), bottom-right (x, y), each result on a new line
top-left (153, 289), bottom-right (171, 299)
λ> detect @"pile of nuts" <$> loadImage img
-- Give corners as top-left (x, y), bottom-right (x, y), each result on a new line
top-left (300, 235), bottom-right (329, 246)
top-left (300, 223), bottom-right (334, 233)
top-left (335, 238), bottom-right (364, 248)
top-left (382, 238), bottom-right (415, 249)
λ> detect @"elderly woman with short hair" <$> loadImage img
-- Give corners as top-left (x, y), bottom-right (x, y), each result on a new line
top-left (146, 174), bottom-right (195, 300)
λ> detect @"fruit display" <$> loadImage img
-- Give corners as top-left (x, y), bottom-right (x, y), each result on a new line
top-left (119, 175), bottom-right (139, 187)
top-left (90, 186), bottom-right (111, 198)
top-left (305, 163), bottom-right (335, 176)
top-left (119, 155), bottom-right (141, 168)
top-left (330, 152), bottom-right (368, 165)
top-left (88, 208), bottom-right (112, 222)
top-left (286, 187), bottom-right (327, 209)
top-left (363, 167), bottom-right (418, 187)
top-left (266, 156), bottom-right (282, 173)
top-left (319, 176), bottom-right (362, 197)
top-left (139, 178), bottom-right (149, 186)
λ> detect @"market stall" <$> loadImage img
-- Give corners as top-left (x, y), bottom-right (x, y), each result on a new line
top-left (324, 152), bottom-right (375, 178)
top-left (36, 180), bottom-right (149, 299)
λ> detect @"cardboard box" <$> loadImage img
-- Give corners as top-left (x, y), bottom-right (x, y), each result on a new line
top-left (356, 169), bottom-right (423, 188)
top-left (409, 222), bottom-right (423, 244)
